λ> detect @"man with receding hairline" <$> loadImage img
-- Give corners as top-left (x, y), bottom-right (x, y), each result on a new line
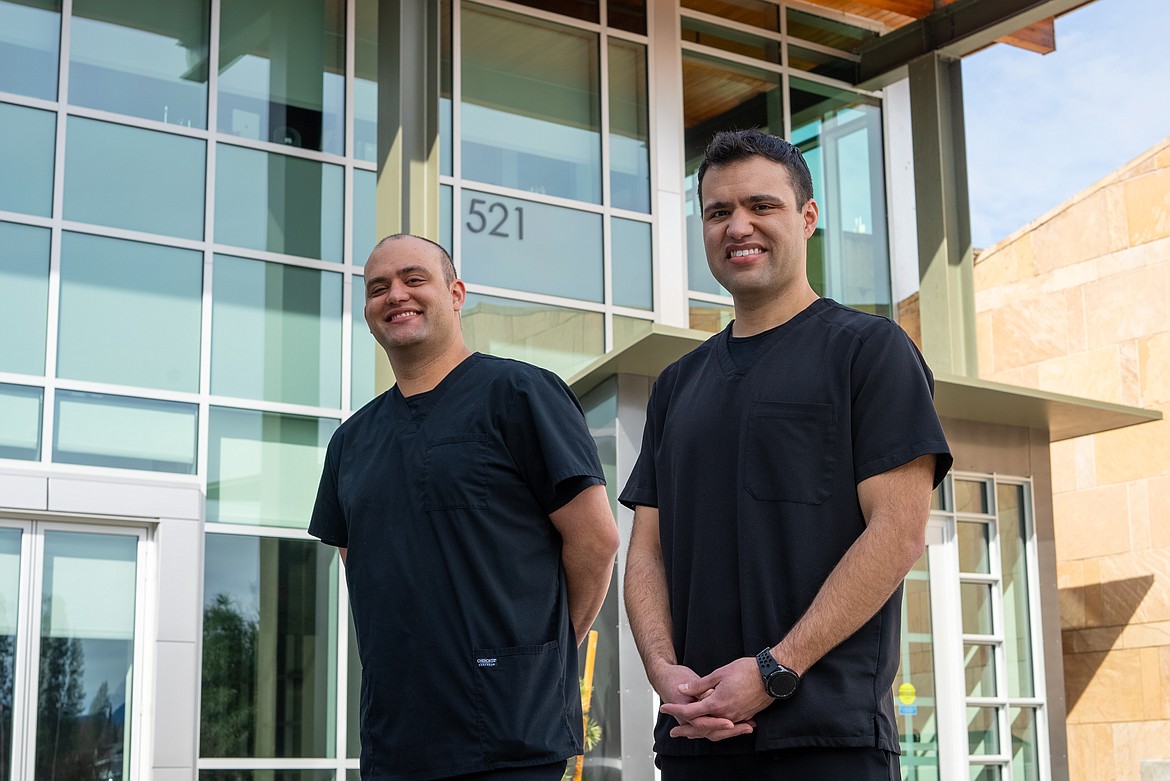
top-left (310, 234), bottom-right (619, 781)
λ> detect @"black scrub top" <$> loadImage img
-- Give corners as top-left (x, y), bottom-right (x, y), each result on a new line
top-left (620, 298), bottom-right (953, 757)
top-left (310, 353), bottom-right (605, 780)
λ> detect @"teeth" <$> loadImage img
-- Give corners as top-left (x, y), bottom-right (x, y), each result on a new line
top-left (390, 311), bottom-right (419, 320)
top-left (730, 249), bottom-right (758, 258)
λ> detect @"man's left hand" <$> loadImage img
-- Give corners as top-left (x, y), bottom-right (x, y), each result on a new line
top-left (659, 657), bottom-right (774, 740)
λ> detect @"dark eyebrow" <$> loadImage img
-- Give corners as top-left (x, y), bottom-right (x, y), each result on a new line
top-left (702, 193), bottom-right (785, 218)
top-left (365, 264), bottom-right (432, 288)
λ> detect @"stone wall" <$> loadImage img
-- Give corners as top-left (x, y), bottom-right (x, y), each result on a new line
top-left (974, 138), bottom-right (1170, 781)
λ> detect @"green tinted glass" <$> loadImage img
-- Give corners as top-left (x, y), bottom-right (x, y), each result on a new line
top-left (211, 254), bottom-right (342, 408)
top-left (462, 293), bottom-right (602, 377)
top-left (69, 0), bottom-right (209, 126)
top-left (57, 232), bottom-right (202, 392)
top-left (0, 222), bottom-right (50, 376)
top-left (351, 275), bottom-right (380, 410)
top-left (0, 0), bottom-right (60, 99)
top-left (0, 102), bottom-right (55, 216)
top-left (352, 169), bottom-right (376, 265)
top-left (206, 406), bottom-right (337, 527)
top-left (0, 383), bottom-right (43, 461)
top-left (53, 390), bottom-right (197, 473)
top-left (215, 144), bottom-right (343, 262)
top-left (612, 218), bottom-right (652, 310)
top-left (64, 116), bottom-right (206, 239)
top-left (998, 484), bottom-right (1035, 698)
top-left (608, 39), bottom-right (649, 213)
top-left (354, 0), bottom-right (377, 161)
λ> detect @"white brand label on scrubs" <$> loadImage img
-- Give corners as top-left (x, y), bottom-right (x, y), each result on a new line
top-left (477, 658), bottom-right (497, 667)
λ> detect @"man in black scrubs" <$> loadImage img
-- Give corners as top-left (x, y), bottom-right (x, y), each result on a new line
top-left (621, 130), bottom-right (953, 780)
top-left (310, 234), bottom-right (620, 781)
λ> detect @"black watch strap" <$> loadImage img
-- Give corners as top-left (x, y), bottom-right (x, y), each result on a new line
top-left (755, 647), bottom-right (800, 699)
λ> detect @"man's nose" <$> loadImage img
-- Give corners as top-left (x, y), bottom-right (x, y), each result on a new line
top-left (726, 209), bottom-right (753, 238)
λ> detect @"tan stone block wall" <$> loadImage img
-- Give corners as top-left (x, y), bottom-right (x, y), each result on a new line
top-left (975, 138), bottom-right (1170, 780)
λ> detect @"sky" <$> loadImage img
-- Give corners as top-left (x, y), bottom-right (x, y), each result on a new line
top-left (961, 0), bottom-right (1170, 249)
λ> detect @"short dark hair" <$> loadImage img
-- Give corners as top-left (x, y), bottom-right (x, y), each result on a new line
top-left (697, 129), bottom-right (814, 208)
top-left (372, 234), bottom-right (457, 284)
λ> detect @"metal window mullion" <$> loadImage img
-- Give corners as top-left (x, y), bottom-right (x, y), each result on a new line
top-left (335, 551), bottom-right (351, 777)
top-left (339, 0), bottom-right (357, 416)
top-left (680, 8), bottom-right (784, 44)
top-left (18, 525), bottom-right (47, 781)
top-left (203, 524), bottom-right (316, 542)
top-left (451, 0), bottom-right (464, 277)
top-left (462, 283), bottom-right (607, 314)
top-left (600, 22), bottom-right (613, 352)
top-left (6, 521), bottom-right (34, 781)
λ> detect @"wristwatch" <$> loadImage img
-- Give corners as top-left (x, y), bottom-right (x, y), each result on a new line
top-left (755, 648), bottom-right (800, 699)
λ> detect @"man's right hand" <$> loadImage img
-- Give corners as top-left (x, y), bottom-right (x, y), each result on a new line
top-left (651, 663), bottom-right (756, 742)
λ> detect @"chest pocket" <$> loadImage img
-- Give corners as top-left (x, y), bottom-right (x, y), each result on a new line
top-left (425, 433), bottom-right (490, 511)
top-left (744, 401), bottom-right (838, 505)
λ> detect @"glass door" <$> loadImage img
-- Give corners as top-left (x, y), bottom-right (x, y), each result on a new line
top-left (0, 522), bottom-right (146, 781)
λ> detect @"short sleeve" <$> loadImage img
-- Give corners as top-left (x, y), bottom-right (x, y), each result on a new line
top-left (503, 369), bottom-right (605, 515)
top-left (308, 434), bottom-right (349, 547)
top-left (618, 380), bottom-right (662, 510)
top-left (850, 324), bottom-right (953, 487)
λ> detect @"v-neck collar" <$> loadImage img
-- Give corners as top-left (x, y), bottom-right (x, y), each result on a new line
top-left (714, 297), bottom-right (829, 377)
top-left (390, 352), bottom-right (481, 421)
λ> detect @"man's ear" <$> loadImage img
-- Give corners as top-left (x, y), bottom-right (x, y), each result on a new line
top-left (451, 278), bottom-right (468, 312)
top-left (802, 198), bottom-right (819, 239)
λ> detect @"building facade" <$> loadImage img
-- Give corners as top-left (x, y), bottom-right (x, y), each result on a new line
top-left (0, 1), bottom-right (1156, 780)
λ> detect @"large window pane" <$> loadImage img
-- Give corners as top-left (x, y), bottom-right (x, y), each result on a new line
top-left (69, 0), bottom-right (209, 126)
top-left (36, 531), bottom-right (137, 781)
top-left (612, 217), bottom-right (652, 310)
top-left (353, 0), bottom-right (377, 162)
top-left (462, 293), bottom-right (602, 377)
top-left (461, 3), bottom-right (601, 204)
top-left (1010, 707), bottom-right (1040, 781)
top-left (999, 484), bottom-right (1035, 697)
top-left (612, 315), bottom-right (652, 353)
top-left (352, 169), bottom-right (376, 265)
top-left (211, 255), bottom-right (341, 408)
top-left (896, 554), bottom-right (938, 781)
top-left (958, 521), bottom-right (991, 574)
top-left (215, 145), bottom-right (343, 262)
top-left (217, 0), bottom-right (344, 154)
top-left (964, 643), bottom-right (996, 698)
top-left (682, 0), bottom-right (779, 31)
top-left (201, 534), bottom-right (337, 758)
top-left (54, 390), bottom-right (197, 473)
top-left (960, 582), bottom-right (995, 636)
top-left (0, 221), bottom-right (50, 376)
top-left (0, 383), bottom-right (42, 461)
top-left (64, 117), bottom-right (206, 239)
top-left (0, 528), bottom-right (19, 780)
top-left (688, 299), bottom-right (733, 333)
top-left (0, 102), bottom-right (55, 216)
top-left (608, 39), bottom-right (649, 213)
top-left (351, 275), bottom-right (379, 410)
top-left (0, 0), bottom-right (60, 99)
top-left (967, 707), bottom-right (1000, 755)
top-left (461, 189), bottom-right (602, 302)
top-left (206, 406), bottom-right (337, 527)
top-left (57, 233), bottom-right (202, 392)
top-left (682, 50), bottom-right (781, 296)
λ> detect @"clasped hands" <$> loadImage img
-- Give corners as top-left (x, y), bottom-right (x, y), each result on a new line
top-left (655, 657), bottom-right (775, 741)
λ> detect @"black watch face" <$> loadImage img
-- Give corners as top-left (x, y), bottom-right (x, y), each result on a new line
top-left (766, 669), bottom-right (799, 699)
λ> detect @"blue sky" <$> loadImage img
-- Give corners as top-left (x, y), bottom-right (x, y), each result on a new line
top-left (961, 0), bottom-right (1170, 248)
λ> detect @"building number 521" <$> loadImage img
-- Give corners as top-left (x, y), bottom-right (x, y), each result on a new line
top-left (466, 198), bottom-right (525, 240)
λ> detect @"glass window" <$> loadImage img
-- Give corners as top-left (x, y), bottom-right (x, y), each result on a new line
top-left (507, 0), bottom-right (597, 23)
top-left (461, 3), bottom-right (601, 204)
top-left (217, 0), bottom-right (345, 154)
top-left (0, 102), bottom-right (55, 216)
top-left (786, 8), bottom-right (876, 53)
top-left (998, 484), bottom-right (1035, 698)
top-left (689, 299), bottom-right (734, 333)
top-left (352, 168), bottom-right (376, 265)
top-left (682, 16), bottom-right (780, 64)
top-left (955, 479), bottom-right (989, 513)
top-left (609, 0), bottom-right (645, 35)
top-left (895, 553), bottom-right (938, 779)
top-left (201, 534), bottom-right (337, 758)
top-left (53, 390), bottom-right (197, 473)
top-left (215, 144), bottom-right (344, 262)
top-left (612, 217), bottom-right (652, 310)
top-left (0, 527), bottom-right (18, 774)
top-left (0, 0), bottom-right (60, 99)
top-left (351, 275), bottom-right (380, 410)
top-left (440, 0), bottom-right (452, 176)
top-left (971, 765), bottom-right (1001, 781)
top-left (612, 315), bottom-right (652, 353)
top-left (0, 221), bottom-right (50, 376)
top-left (1009, 707), bottom-right (1040, 781)
top-left (206, 406), bottom-right (337, 527)
top-left (960, 582), bottom-right (995, 636)
top-left (462, 293), bottom-right (602, 377)
top-left (788, 45), bottom-right (857, 84)
top-left (211, 254), bottom-right (341, 408)
top-left (461, 189), bottom-right (603, 303)
top-left (36, 531), bottom-right (138, 781)
top-left (958, 521), bottom-right (991, 574)
top-left (69, 0), bottom-right (210, 126)
top-left (0, 383), bottom-right (42, 461)
top-left (682, 50), bottom-right (781, 296)
top-left (967, 707), bottom-right (1000, 755)
top-left (608, 39), bottom-right (650, 213)
top-left (354, 0), bottom-right (377, 162)
top-left (57, 232), bottom-right (203, 392)
top-left (64, 116), bottom-right (206, 240)
top-left (439, 184), bottom-right (453, 255)
top-left (682, 0), bottom-right (778, 31)
top-left (964, 643), bottom-right (996, 698)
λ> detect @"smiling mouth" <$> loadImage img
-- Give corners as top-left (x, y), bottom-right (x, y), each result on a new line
top-left (388, 310), bottom-right (421, 321)
top-left (728, 248), bottom-right (763, 260)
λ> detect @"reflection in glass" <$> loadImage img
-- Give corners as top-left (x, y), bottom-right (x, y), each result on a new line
top-left (0, 221), bottom-right (50, 376)
top-left (69, 0), bottom-right (209, 126)
top-left (0, 383), bottom-right (42, 461)
top-left (955, 479), bottom-right (989, 514)
top-left (786, 7), bottom-right (876, 52)
top-left (507, 0), bottom-right (597, 22)
top-left (964, 643), bottom-right (996, 698)
top-left (970, 765), bottom-right (1001, 781)
top-left (462, 294), bottom-right (602, 377)
top-left (957, 521), bottom-right (991, 574)
top-left (58, 232), bottom-right (202, 392)
top-left (460, 189), bottom-right (603, 303)
top-left (0, 0), bottom-right (60, 99)
top-left (440, 0), bottom-right (452, 176)
top-left (788, 45), bottom-right (857, 83)
top-left (54, 391), bottom-right (198, 473)
top-left (682, 50), bottom-right (780, 296)
top-left (960, 582), bottom-right (994, 636)
top-left (206, 406), bottom-right (337, 527)
top-left (689, 300), bottom-right (734, 334)
top-left (612, 315), bottom-right (652, 353)
top-left (216, 144), bottom-right (344, 262)
top-left (201, 535), bottom-right (338, 758)
top-left (609, 0), bottom-right (646, 35)
top-left (1010, 707), bottom-right (1039, 781)
top-left (998, 484), bottom-right (1035, 698)
top-left (353, 0), bottom-right (377, 161)
top-left (612, 218), bottom-right (652, 310)
top-left (682, 15), bottom-right (780, 63)
top-left (211, 254), bottom-right (342, 407)
top-left (0, 102), bottom-right (55, 216)
top-left (351, 275), bottom-right (381, 410)
top-left (217, 0), bottom-right (344, 154)
top-left (896, 553), bottom-right (938, 781)
top-left (461, 4), bottom-right (601, 203)
top-left (352, 169), bottom-right (376, 264)
top-left (0, 528), bottom-right (18, 780)
top-left (608, 39), bottom-right (650, 213)
top-left (682, 0), bottom-right (778, 31)
top-left (65, 116), bottom-right (206, 240)
top-left (439, 184), bottom-right (453, 256)
top-left (36, 531), bottom-right (137, 781)
top-left (967, 707), bottom-right (1000, 756)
